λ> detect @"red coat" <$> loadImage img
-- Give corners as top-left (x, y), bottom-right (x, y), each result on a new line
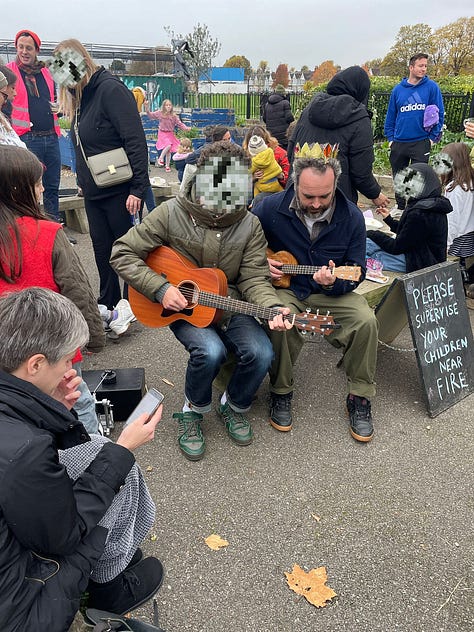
top-left (273, 145), bottom-right (290, 188)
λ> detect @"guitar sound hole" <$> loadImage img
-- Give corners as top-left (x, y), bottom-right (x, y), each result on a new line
top-left (178, 281), bottom-right (199, 307)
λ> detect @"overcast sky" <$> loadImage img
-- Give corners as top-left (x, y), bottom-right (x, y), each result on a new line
top-left (2, 0), bottom-right (472, 70)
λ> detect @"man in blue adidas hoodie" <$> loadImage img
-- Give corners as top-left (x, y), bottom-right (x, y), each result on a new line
top-left (384, 53), bottom-right (444, 210)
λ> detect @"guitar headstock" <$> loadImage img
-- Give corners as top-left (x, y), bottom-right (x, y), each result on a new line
top-left (333, 266), bottom-right (361, 282)
top-left (293, 311), bottom-right (340, 336)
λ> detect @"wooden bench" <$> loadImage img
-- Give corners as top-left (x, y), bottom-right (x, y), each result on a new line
top-left (58, 184), bottom-right (174, 235)
top-left (354, 271), bottom-right (400, 309)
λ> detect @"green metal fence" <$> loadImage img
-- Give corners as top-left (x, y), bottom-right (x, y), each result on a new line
top-left (165, 89), bottom-right (474, 139)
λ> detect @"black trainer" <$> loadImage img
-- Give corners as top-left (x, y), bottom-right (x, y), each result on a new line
top-left (347, 394), bottom-right (374, 442)
top-left (269, 392), bottom-right (293, 431)
top-left (87, 556), bottom-right (164, 615)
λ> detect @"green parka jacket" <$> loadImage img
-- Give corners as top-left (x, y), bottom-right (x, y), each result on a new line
top-left (110, 193), bottom-right (283, 321)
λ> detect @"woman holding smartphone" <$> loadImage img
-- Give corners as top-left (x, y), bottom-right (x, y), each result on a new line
top-left (0, 289), bottom-right (165, 631)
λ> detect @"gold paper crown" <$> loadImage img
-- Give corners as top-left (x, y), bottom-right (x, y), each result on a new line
top-left (294, 142), bottom-right (340, 160)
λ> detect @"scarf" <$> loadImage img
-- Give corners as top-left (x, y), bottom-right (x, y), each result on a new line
top-left (16, 56), bottom-right (45, 98)
top-left (176, 184), bottom-right (248, 229)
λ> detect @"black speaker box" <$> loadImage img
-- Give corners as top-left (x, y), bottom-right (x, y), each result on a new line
top-left (83, 368), bottom-right (146, 421)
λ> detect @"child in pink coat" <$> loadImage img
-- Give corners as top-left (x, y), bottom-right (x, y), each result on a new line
top-left (145, 99), bottom-right (190, 172)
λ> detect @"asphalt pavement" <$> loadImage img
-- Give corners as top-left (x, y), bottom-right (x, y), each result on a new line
top-left (64, 165), bottom-right (474, 632)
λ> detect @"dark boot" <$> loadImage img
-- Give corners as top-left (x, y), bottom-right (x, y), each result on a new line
top-left (269, 392), bottom-right (293, 431)
top-left (87, 557), bottom-right (164, 615)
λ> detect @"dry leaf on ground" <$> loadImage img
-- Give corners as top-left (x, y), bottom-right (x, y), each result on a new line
top-left (205, 534), bottom-right (229, 550)
top-left (161, 377), bottom-right (175, 386)
top-left (285, 564), bottom-right (337, 608)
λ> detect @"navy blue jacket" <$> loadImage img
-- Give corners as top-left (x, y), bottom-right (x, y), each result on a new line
top-left (253, 185), bottom-right (366, 298)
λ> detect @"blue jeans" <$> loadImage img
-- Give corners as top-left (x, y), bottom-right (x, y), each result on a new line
top-left (144, 186), bottom-right (155, 212)
top-left (170, 314), bottom-right (274, 413)
top-left (23, 132), bottom-right (61, 221)
top-left (366, 237), bottom-right (407, 273)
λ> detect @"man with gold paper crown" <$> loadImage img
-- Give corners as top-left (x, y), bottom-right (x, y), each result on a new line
top-left (253, 142), bottom-right (379, 442)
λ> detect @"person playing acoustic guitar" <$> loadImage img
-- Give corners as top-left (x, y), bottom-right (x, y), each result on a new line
top-left (252, 145), bottom-right (379, 442)
top-left (110, 141), bottom-right (293, 461)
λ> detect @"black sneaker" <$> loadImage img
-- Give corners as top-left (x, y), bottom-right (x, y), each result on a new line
top-left (269, 392), bottom-right (293, 431)
top-left (87, 556), bottom-right (164, 615)
top-left (347, 394), bottom-right (374, 442)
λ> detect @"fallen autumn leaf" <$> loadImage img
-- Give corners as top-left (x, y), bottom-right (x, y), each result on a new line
top-left (285, 564), bottom-right (337, 608)
top-left (205, 534), bottom-right (229, 550)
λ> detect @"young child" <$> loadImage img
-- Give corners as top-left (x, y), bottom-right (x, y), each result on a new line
top-left (247, 135), bottom-right (283, 199)
top-left (172, 137), bottom-right (193, 182)
top-left (145, 99), bottom-right (190, 172)
top-left (366, 162), bottom-right (452, 273)
top-left (438, 143), bottom-right (474, 260)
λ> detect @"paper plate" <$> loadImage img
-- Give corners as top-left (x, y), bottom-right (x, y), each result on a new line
top-left (150, 176), bottom-right (167, 187)
top-left (365, 217), bottom-right (383, 230)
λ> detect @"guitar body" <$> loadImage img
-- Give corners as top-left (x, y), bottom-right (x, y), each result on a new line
top-left (266, 248), bottom-right (297, 288)
top-left (128, 246), bottom-right (228, 328)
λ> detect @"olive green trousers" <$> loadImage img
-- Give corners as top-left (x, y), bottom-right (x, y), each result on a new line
top-left (268, 289), bottom-right (379, 399)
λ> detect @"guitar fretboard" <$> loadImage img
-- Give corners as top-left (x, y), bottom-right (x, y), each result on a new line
top-left (197, 291), bottom-right (283, 322)
top-left (280, 265), bottom-right (324, 275)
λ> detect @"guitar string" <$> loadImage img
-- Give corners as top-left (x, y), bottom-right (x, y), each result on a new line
top-left (169, 285), bottom-right (335, 332)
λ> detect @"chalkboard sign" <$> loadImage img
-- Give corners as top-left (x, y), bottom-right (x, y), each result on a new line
top-left (399, 261), bottom-right (474, 417)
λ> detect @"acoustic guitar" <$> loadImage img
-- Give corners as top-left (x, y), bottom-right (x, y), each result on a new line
top-left (128, 246), bottom-right (339, 335)
top-left (267, 249), bottom-right (361, 289)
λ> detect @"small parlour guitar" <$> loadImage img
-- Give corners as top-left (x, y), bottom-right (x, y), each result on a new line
top-left (128, 246), bottom-right (340, 336)
top-left (267, 249), bottom-right (361, 289)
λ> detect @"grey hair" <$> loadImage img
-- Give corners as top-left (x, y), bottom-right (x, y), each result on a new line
top-left (293, 157), bottom-right (342, 188)
top-left (0, 288), bottom-right (89, 373)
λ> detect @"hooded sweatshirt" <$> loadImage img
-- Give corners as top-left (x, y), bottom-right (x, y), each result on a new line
top-left (384, 75), bottom-right (444, 143)
top-left (287, 66), bottom-right (381, 203)
top-left (367, 162), bottom-right (452, 272)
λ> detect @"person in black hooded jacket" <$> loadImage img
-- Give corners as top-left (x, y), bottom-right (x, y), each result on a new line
top-left (287, 67), bottom-right (389, 207)
top-left (53, 39), bottom-right (149, 311)
top-left (366, 162), bottom-right (452, 272)
top-left (263, 85), bottom-right (294, 150)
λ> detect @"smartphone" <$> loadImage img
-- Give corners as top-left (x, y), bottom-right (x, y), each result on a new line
top-left (124, 387), bottom-right (164, 426)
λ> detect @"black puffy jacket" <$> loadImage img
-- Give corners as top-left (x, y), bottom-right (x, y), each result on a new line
top-left (287, 67), bottom-right (381, 204)
top-left (0, 370), bottom-right (134, 632)
top-left (263, 94), bottom-right (294, 149)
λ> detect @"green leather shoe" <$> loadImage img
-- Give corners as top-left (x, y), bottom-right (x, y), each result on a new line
top-left (217, 402), bottom-right (253, 446)
top-left (173, 411), bottom-right (205, 460)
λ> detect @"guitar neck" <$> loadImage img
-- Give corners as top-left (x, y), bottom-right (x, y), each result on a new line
top-left (199, 291), bottom-right (281, 322)
top-left (280, 264), bottom-right (323, 275)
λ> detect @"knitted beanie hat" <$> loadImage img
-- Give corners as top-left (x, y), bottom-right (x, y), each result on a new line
top-left (248, 135), bottom-right (267, 156)
top-left (15, 29), bottom-right (41, 50)
top-left (0, 72), bottom-right (7, 91)
top-left (275, 84), bottom-right (286, 95)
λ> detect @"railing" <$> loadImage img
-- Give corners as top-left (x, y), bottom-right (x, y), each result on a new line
top-left (370, 92), bottom-right (473, 139)
top-left (182, 91), bottom-right (472, 138)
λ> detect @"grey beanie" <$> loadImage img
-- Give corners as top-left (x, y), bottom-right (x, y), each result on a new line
top-left (0, 72), bottom-right (7, 91)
